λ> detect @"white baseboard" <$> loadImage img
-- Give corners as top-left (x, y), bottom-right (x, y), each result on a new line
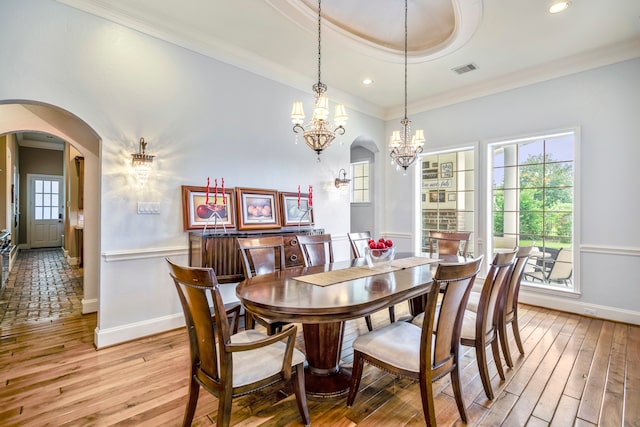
top-left (519, 291), bottom-right (640, 325)
top-left (82, 298), bottom-right (98, 314)
top-left (94, 313), bottom-right (185, 349)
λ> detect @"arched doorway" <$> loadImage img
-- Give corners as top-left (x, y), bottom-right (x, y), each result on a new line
top-left (0, 101), bottom-right (100, 316)
top-left (350, 136), bottom-right (379, 235)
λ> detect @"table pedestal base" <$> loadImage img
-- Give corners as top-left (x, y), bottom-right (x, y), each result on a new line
top-left (304, 366), bottom-right (352, 397)
top-left (302, 322), bottom-right (351, 397)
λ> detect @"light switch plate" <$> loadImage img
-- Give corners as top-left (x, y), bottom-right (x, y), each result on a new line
top-left (137, 202), bottom-right (160, 214)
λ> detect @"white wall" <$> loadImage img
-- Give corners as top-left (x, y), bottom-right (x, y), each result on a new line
top-left (384, 58), bottom-right (640, 321)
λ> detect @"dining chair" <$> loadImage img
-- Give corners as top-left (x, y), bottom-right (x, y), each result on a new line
top-left (524, 246), bottom-right (572, 286)
top-left (458, 249), bottom-right (516, 400)
top-left (166, 259), bottom-right (310, 427)
top-left (428, 230), bottom-right (472, 257)
top-left (347, 232), bottom-right (372, 260)
top-left (237, 236), bottom-right (288, 334)
top-left (498, 245), bottom-right (534, 368)
top-left (297, 233), bottom-right (334, 267)
top-left (347, 257), bottom-right (484, 426)
top-left (347, 231), bottom-right (394, 331)
top-left (466, 245), bottom-right (534, 369)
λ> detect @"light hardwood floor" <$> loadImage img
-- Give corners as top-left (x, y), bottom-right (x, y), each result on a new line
top-left (1, 303), bottom-right (638, 426)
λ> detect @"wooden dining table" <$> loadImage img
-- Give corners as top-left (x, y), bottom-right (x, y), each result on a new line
top-left (235, 254), bottom-right (444, 397)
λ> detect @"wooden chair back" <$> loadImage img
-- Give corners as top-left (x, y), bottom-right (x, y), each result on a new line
top-left (347, 231), bottom-right (372, 259)
top-left (297, 234), bottom-right (334, 267)
top-left (237, 236), bottom-right (285, 278)
top-left (503, 245), bottom-right (534, 321)
top-left (476, 250), bottom-right (517, 337)
top-left (166, 259), bottom-right (228, 398)
top-left (428, 231), bottom-right (471, 256)
top-left (498, 245), bottom-right (534, 368)
top-left (425, 257), bottom-right (484, 382)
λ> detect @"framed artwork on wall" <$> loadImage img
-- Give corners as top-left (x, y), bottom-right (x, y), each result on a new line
top-left (236, 188), bottom-right (280, 230)
top-left (441, 162), bottom-right (453, 178)
top-left (279, 191), bottom-right (314, 226)
top-left (181, 185), bottom-right (235, 231)
top-left (429, 190), bottom-right (446, 203)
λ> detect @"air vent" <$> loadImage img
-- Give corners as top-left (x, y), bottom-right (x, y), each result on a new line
top-left (452, 63), bottom-right (478, 75)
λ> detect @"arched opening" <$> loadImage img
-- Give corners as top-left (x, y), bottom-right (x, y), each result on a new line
top-left (0, 100), bottom-right (100, 316)
top-left (350, 136), bottom-right (379, 235)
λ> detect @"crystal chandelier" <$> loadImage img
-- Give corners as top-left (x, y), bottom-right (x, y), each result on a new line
top-left (291, 0), bottom-right (347, 160)
top-left (390, 0), bottom-right (425, 172)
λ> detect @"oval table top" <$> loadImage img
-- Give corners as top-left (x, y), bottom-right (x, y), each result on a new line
top-left (236, 256), bottom-right (442, 324)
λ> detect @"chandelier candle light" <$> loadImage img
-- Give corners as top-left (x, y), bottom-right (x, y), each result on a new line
top-left (389, 0), bottom-right (425, 173)
top-left (291, 0), bottom-right (347, 160)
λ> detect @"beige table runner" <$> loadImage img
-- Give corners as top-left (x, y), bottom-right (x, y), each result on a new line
top-left (294, 256), bottom-right (441, 287)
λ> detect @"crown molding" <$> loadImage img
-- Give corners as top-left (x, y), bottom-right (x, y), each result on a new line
top-left (385, 38), bottom-right (640, 120)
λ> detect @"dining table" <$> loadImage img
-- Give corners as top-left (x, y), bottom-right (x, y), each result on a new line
top-left (236, 253), bottom-right (450, 397)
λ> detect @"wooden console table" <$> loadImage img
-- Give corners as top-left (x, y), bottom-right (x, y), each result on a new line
top-left (188, 228), bottom-right (322, 283)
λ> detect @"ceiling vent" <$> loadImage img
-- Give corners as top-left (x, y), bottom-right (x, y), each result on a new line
top-left (452, 63), bottom-right (478, 75)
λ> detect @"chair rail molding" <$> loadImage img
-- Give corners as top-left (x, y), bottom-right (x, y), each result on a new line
top-left (102, 246), bottom-right (187, 262)
top-left (580, 244), bottom-right (640, 257)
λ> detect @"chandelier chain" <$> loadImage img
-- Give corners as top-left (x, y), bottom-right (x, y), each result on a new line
top-left (317, 0), bottom-right (322, 86)
top-left (404, 0), bottom-right (408, 121)
top-left (291, 0), bottom-right (347, 159)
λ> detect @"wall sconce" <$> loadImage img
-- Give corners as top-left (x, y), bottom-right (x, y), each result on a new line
top-left (131, 137), bottom-right (154, 181)
top-left (334, 168), bottom-right (351, 188)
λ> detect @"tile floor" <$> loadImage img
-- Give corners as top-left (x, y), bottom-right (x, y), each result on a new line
top-left (0, 248), bottom-right (83, 328)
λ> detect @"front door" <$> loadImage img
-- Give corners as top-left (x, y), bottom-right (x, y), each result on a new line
top-left (28, 174), bottom-right (64, 248)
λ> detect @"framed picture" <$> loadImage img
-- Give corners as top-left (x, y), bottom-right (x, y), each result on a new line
top-left (429, 190), bottom-right (446, 203)
top-left (181, 185), bottom-right (235, 231)
top-left (448, 192), bottom-right (457, 201)
top-left (424, 169), bottom-right (438, 180)
top-left (279, 192), bottom-right (314, 226)
top-left (236, 188), bottom-right (280, 230)
top-left (441, 162), bottom-right (453, 178)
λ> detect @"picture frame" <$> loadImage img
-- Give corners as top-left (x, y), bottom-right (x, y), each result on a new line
top-left (448, 192), bottom-right (457, 201)
top-left (279, 191), bottom-right (314, 226)
top-left (181, 185), bottom-right (235, 231)
top-left (236, 188), bottom-right (280, 230)
top-left (429, 190), bottom-right (446, 203)
top-left (424, 169), bottom-right (438, 180)
top-left (441, 162), bottom-right (453, 178)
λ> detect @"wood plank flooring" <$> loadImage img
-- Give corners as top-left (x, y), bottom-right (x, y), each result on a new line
top-left (1, 303), bottom-right (638, 426)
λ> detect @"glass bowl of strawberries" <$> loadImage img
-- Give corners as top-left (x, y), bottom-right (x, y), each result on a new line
top-left (364, 238), bottom-right (395, 268)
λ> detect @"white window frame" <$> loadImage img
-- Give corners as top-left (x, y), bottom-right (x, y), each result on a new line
top-left (414, 145), bottom-right (478, 255)
top-left (485, 128), bottom-right (580, 296)
top-left (350, 160), bottom-right (370, 203)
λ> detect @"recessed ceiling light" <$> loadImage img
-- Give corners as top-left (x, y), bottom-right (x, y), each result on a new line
top-left (549, 1), bottom-right (570, 14)
top-left (361, 78), bottom-right (373, 86)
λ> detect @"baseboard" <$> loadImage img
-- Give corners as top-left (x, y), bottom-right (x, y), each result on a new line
top-left (82, 298), bottom-right (98, 314)
top-left (519, 290), bottom-right (640, 325)
top-left (94, 313), bottom-right (185, 349)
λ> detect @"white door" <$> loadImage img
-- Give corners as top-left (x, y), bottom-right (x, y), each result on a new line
top-left (29, 174), bottom-right (64, 248)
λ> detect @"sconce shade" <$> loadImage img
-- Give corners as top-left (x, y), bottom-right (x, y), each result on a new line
top-left (334, 168), bottom-right (351, 188)
top-left (131, 137), bottom-right (154, 180)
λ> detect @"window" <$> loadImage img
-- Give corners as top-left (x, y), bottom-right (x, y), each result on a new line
top-left (420, 149), bottom-right (475, 254)
top-left (34, 179), bottom-right (60, 220)
top-left (351, 161), bottom-right (370, 203)
top-left (490, 131), bottom-right (576, 290)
